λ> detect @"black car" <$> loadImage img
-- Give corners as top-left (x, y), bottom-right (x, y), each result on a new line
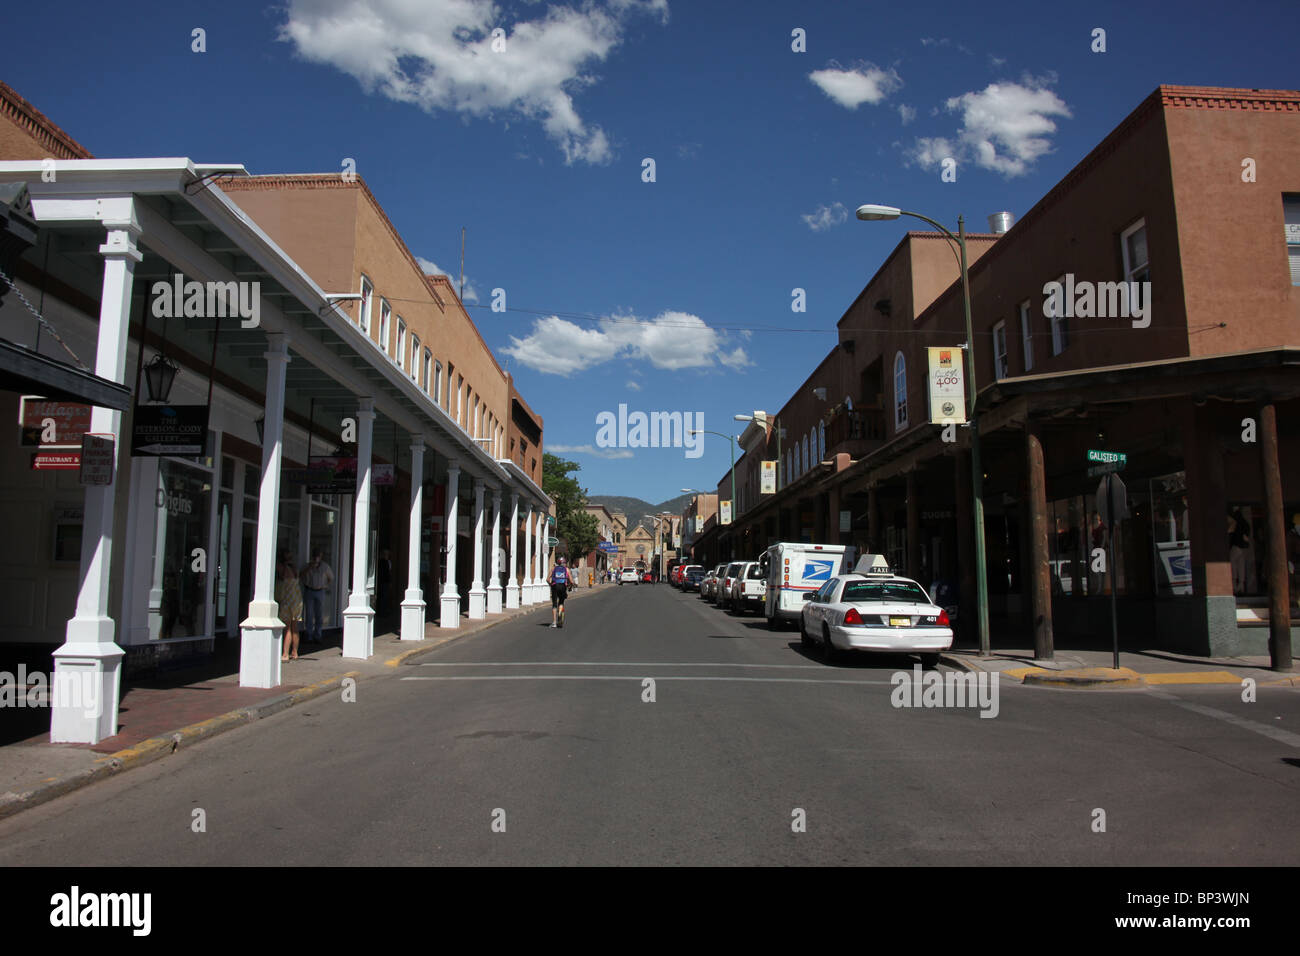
top-left (684, 567), bottom-right (707, 591)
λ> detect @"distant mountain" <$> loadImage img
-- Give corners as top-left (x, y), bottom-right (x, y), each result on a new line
top-left (587, 493), bottom-right (694, 529)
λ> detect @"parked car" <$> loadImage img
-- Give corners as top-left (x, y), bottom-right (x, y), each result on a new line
top-left (715, 561), bottom-right (744, 610)
top-left (619, 568), bottom-right (640, 585)
top-left (684, 566), bottom-right (706, 591)
top-left (700, 568), bottom-right (719, 600)
top-left (643, 571), bottom-right (654, 583)
top-left (799, 554), bottom-right (953, 666)
top-left (730, 561), bottom-right (767, 614)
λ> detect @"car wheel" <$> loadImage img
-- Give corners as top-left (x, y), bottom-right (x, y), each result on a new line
top-left (920, 652), bottom-right (941, 669)
top-left (822, 624), bottom-right (840, 665)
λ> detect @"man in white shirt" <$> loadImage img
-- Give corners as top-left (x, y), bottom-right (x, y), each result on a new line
top-left (300, 549), bottom-right (334, 644)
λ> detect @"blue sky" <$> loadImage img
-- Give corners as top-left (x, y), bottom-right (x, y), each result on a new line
top-left (6, 0), bottom-right (1295, 500)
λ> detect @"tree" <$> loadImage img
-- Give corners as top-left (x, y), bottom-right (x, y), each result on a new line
top-left (543, 453), bottom-right (600, 560)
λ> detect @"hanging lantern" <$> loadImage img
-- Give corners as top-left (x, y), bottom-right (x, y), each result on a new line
top-left (142, 352), bottom-right (178, 403)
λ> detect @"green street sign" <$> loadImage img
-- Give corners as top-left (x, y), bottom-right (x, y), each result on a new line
top-left (1086, 449), bottom-right (1126, 465)
top-left (547, 536), bottom-right (558, 547)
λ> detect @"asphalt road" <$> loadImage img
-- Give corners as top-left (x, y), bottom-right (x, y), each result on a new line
top-left (1, 583), bottom-right (1298, 865)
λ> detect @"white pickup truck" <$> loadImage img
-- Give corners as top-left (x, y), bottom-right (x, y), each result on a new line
top-left (730, 561), bottom-right (767, 615)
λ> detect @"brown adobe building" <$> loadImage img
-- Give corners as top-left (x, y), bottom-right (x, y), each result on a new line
top-left (713, 85), bottom-right (1300, 662)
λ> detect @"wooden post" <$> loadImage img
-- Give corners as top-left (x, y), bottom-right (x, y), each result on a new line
top-left (1259, 403), bottom-right (1293, 671)
top-left (1026, 426), bottom-right (1054, 660)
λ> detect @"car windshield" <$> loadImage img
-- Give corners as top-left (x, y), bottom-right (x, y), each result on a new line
top-left (841, 580), bottom-right (929, 604)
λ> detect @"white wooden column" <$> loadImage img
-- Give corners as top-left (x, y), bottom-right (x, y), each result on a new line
top-left (523, 505), bottom-right (534, 604)
top-left (238, 332), bottom-right (292, 687)
top-left (506, 492), bottom-right (520, 608)
top-left (52, 215), bottom-right (140, 743)
top-left (487, 488), bottom-right (503, 614)
top-left (469, 479), bottom-right (487, 618)
top-left (400, 438), bottom-right (427, 641)
top-left (342, 398), bottom-right (376, 658)
top-left (535, 512), bottom-right (547, 602)
top-left (440, 462), bottom-right (462, 627)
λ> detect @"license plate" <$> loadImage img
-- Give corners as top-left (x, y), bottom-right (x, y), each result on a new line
top-left (889, 617), bottom-right (912, 627)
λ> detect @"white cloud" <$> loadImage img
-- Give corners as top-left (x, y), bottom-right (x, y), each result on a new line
top-left (626, 380), bottom-right (642, 391)
top-left (279, 0), bottom-right (667, 164)
top-left (801, 201), bottom-right (848, 232)
top-left (501, 310), bottom-right (745, 376)
top-left (417, 256), bottom-right (479, 303)
top-left (548, 443), bottom-right (634, 459)
top-left (718, 346), bottom-right (751, 370)
top-left (808, 62), bottom-right (902, 109)
top-left (898, 104), bottom-right (916, 125)
top-left (910, 77), bottom-right (1071, 177)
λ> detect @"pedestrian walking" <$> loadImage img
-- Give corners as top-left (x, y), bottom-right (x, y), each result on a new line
top-left (276, 550), bottom-right (304, 660)
top-left (300, 548), bottom-right (334, 644)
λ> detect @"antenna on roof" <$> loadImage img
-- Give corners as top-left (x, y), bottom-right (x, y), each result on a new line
top-left (459, 227), bottom-right (466, 302)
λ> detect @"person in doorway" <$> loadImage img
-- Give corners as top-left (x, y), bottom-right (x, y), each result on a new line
top-left (276, 550), bottom-right (304, 660)
top-left (1287, 513), bottom-right (1300, 598)
top-left (300, 549), bottom-right (334, 645)
top-left (548, 556), bottom-right (571, 627)
top-left (1229, 508), bottom-right (1251, 596)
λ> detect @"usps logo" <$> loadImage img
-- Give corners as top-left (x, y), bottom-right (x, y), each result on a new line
top-left (803, 559), bottom-right (835, 584)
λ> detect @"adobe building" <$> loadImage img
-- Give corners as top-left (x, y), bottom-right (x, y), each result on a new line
top-left (725, 85), bottom-right (1300, 664)
top-left (0, 82), bottom-right (553, 744)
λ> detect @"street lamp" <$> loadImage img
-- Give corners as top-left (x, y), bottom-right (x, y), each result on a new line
top-left (856, 203), bottom-right (991, 657)
top-left (689, 429), bottom-right (739, 552)
top-left (735, 413), bottom-right (784, 492)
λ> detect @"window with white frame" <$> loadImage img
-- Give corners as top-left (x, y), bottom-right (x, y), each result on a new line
top-left (1121, 218), bottom-right (1149, 283)
top-left (802, 434), bottom-right (809, 474)
top-left (1283, 195), bottom-right (1300, 285)
top-left (434, 361), bottom-right (443, 405)
top-left (992, 321), bottom-right (1008, 379)
top-left (359, 276), bottom-right (373, 334)
top-left (818, 421), bottom-right (825, 461)
top-left (378, 298), bottom-right (391, 353)
top-left (456, 375), bottom-right (464, 424)
top-left (1049, 275), bottom-right (1069, 356)
top-left (423, 348), bottom-right (432, 392)
top-left (409, 334), bottom-right (420, 380)
top-left (1019, 299), bottom-right (1034, 372)
top-left (396, 319), bottom-right (407, 369)
top-left (893, 351), bottom-right (908, 430)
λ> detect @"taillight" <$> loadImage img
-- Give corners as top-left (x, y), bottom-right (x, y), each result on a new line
top-left (844, 607), bottom-right (863, 625)
top-left (937, 609), bottom-right (950, 627)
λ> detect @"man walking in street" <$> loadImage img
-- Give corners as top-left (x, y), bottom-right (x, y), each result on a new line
top-left (300, 549), bottom-right (334, 645)
top-left (548, 556), bottom-right (571, 628)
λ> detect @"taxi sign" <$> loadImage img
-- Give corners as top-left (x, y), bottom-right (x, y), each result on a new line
top-left (853, 553), bottom-right (895, 575)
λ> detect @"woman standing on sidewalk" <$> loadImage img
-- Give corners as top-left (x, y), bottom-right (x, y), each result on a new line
top-left (276, 551), bottom-right (304, 661)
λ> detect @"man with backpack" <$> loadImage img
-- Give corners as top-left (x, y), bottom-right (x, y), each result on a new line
top-left (548, 556), bottom-right (571, 628)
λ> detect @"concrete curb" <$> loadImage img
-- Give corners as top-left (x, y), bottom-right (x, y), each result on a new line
top-left (0, 671), bottom-right (359, 822)
top-left (1021, 667), bottom-right (1145, 688)
top-left (946, 654), bottom-right (1299, 689)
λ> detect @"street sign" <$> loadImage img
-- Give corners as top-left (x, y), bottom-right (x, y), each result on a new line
top-left (1096, 473), bottom-right (1130, 526)
top-left (1087, 448), bottom-right (1126, 464)
top-left (547, 536), bottom-right (558, 547)
top-left (32, 450), bottom-right (80, 470)
top-left (927, 347), bottom-right (967, 425)
top-left (761, 460), bottom-right (776, 494)
top-left (720, 501), bottom-right (732, 525)
top-left (19, 396), bottom-right (92, 447)
top-left (79, 433), bottom-right (115, 486)
top-left (131, 405), bottom-right (209, 457)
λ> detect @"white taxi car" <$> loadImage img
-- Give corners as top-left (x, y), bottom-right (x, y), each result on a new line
top-left (799, 554), bottom-right (952, 666)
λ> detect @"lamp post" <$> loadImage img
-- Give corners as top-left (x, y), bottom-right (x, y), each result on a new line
top-left (734, 413), bottom-right (784, 492)
top-left (690, 429), bottom-right (738, 557)
top-left (856, 204), bottom-right (990, 657)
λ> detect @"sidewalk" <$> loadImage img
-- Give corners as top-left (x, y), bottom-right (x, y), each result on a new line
top-left (0, 584), bottom-right (605, 821)
top-left (944, 645), bottom-right (1300, 688)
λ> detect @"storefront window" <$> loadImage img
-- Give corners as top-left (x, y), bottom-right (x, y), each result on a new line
top-left (151, 459), bottom-right (212, 639)
top-left (1150, 471), bottom-right (1192, 596)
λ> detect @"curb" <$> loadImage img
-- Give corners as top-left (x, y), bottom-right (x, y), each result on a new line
top-left (0, 671), bottom-right (359, 823)
top-left (1021, 666), bottom-right (1145, 688)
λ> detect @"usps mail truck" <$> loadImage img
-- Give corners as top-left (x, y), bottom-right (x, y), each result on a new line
top-left (759, 542), bottom-right (857, 628)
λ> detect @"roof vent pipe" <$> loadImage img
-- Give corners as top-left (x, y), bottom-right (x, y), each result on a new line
top-left (987, 211), bottom-right (1014, 234)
